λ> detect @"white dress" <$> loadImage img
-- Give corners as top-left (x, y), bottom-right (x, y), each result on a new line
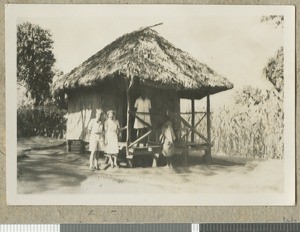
top-left (160, 124), bottom-right (176, 157)
top-left (134, 97), bottom-right (152, 129)
top-left (105, 119), bottom-right (120, 154)
top-left (88, 118), bottom-right (105, 152)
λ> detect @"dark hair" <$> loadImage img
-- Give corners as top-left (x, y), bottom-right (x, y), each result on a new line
top-left (160, 114), bottom-right (171, 128)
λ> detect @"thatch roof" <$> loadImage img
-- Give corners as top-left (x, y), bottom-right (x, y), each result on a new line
top-left (52, 26), bottom-right (233, 98)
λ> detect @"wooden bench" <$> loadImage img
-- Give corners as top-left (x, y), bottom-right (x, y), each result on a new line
top-left (175, 141), bottom-right (211, 164)
top-left (126, 145), bottom-right (162, 168)
top-left (66, 140), bottom-right (86, 154)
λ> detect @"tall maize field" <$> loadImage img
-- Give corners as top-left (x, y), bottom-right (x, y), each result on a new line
top-left (181, 47), bottom-right (284, 159)
top-left (211, 87), bottom-right (283, 159)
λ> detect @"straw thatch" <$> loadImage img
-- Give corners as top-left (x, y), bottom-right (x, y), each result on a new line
top-left (53, 27), bottom-right (233, 98)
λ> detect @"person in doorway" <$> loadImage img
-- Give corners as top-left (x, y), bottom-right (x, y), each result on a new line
top-left (88, 108), bottom-right (105, 171)
top-left (105, 110), bottom-right (120, 168)
top-left (133, 91), bottom-right (152, 144)
top-left (160, 117), bottom-right (176, 169)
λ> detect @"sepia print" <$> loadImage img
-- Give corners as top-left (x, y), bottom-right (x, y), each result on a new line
top-left (6, 5), bottom-right (295, 205)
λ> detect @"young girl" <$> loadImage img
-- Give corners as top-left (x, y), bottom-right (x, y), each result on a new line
top-left (160, 117), bottom-right (176, 169)
top-left (105, 110), bottom-right (120, 168)
top-left (88, 108), bottom-right (105, 171)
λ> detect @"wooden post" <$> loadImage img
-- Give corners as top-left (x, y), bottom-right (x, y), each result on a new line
top-left (206, 95), bottom-right (212, 161)
top-left (191, 98), bottom-right (195, 142)
top-left (66, 140), bottom-right (71, 153)
top-left (80, 140), bottom-right (85, 154)
top-left (126, 85), bottom-right (131, 159)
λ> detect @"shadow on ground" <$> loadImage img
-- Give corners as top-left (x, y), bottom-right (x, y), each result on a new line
top-left (17, 147), bottom-right (91, 194)
top-left (18, 146), bottom-right (268, 194)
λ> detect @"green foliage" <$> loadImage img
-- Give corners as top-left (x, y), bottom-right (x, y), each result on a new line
top-left (17, 22), bottom-right (56, 106)
top-left (17, 103), bottom-right (67, 138)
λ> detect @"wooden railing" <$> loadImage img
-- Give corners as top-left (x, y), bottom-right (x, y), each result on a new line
top-left (128, 111), bottom-right (153, 148)
top-left (125, 111), bottom-right (211, 148)
top-left (171, 112), bottom-right (211, 146)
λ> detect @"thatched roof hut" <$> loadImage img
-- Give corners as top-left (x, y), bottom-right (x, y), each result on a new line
top-left (53, 26), bottom-right (233, 161)
top-left (53, 27), bottom-right (232, 98)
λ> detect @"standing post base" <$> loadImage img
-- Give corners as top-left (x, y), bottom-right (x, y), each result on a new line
top-left (204, 148), bottom-right (212, 164)
top-left (182, 148), bottom-right (189, 166)
top-left (80, 140), bottom-right (85, 154)
top-left (66, 140), bottom-right (71, 153)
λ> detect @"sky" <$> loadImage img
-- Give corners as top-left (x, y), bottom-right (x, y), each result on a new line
top-left (17, 5), bottom-right (284, 110)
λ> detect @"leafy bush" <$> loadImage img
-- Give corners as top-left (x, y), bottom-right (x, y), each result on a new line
top-left (17, 103), bottom-right (67, 138)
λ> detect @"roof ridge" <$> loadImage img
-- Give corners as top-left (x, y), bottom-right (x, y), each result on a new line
top-left (138, 22), bottom-right (163, 31)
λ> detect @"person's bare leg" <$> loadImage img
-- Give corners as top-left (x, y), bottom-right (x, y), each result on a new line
top-left (109, 155), bottom-right (114, 168)
top-left (94, 152), bottom-right (99, 170)
top-left (169, 157), bottom-right (173, 169)
top-left (104, 155), bottom-right (109, 164)
top-left (89, 151), bottom-right (96, 170)
top-left (114, 155), bottom-right (119, 168)
top-left (167, 158), bottom-right (171, 168)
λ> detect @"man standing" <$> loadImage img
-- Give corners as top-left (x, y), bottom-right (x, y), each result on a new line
top-left (88, 108), bottom-right (105, 171)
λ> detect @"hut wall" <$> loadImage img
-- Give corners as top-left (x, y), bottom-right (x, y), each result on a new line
top-left (66, 79), bottom-right (126, 141)
top-left (66, 80), bottom-right (180, 143)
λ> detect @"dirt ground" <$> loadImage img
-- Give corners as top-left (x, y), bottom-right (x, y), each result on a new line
top-left (17, 145), bottom-right (284, 195)
top-left (17, 136), bottom-right (65, 157)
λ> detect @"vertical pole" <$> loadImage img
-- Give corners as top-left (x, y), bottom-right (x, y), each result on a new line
top-left (206, 95), bottom-right (211, 160)
top-left (126, 85), bottom-right (131, 158)
top-left (191, 98), bottom-right (195, 142)
top-left (66, 140), bottom-right (71, 153)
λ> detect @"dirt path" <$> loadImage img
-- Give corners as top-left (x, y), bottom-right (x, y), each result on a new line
top-left (18, 148), bottom-right (91, 194)
top-left (18, 147), bottom-right (284, 195)
top-left (81, 157), bottom-right (284, 194)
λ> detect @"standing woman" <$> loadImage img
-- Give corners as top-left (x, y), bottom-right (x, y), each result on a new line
top-left (133, 91), bottom-right (152, 142)
top-left (88, 108), bottom-right (105, 171)
top-left (105, 110), bottom-right (120, 168)
top-left (160, 117), bottom-right (176, 168)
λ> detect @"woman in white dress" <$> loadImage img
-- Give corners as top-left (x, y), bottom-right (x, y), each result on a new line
top-left (134, 92), bottom-right (152, 142)
top-left (105, 110), bottom-right (120, 168)
top-left (160, 118), bottom-right (176, 169)
top-left (88, 108), bottom-right (105, 171)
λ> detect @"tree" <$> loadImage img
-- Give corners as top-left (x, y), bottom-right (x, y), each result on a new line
top-left (17, 22), bottom-right (56, 106)
top-left (263, 47), bottom-right (284, 93)
top-left (261, 15), bottom-right (284, 28)
top-left (52, 69), bottom-right (68, 109)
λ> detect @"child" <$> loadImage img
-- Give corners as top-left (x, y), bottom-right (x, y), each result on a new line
top-left (105, 110), bottom-right (120, 168)
top-left (159, 118), bottom-right (176, 169)
top-left (88, 108), bottom-right (105, 171)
